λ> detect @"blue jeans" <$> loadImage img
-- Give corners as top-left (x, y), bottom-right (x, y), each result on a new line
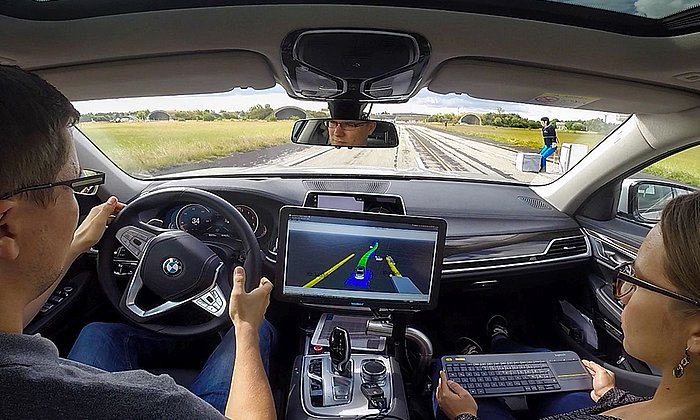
top-left (68, 321), bottom-right (277, 414)
top-left (538, 145), bottom-right (556, 171)
top-left (434, 337), bottom-right (593, 420)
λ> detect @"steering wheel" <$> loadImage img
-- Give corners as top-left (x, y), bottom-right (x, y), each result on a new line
top-left (97, 187), bottom-right (262, 336)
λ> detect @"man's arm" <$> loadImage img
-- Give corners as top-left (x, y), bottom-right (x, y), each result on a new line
top-left (225, 266), bottom-right (276, 420)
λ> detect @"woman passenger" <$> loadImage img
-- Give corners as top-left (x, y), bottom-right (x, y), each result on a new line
top-left (437, 191), bottom-right (700, 419)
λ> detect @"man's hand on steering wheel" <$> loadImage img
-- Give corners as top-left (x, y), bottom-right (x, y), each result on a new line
top-left (70, 196), bottom-right (125, 259)
top-left (229, 266), bottom-right (272, 332)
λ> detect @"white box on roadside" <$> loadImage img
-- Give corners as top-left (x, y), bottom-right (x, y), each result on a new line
top-left (515, 152), bottom-right (541, 172)
top-left (559, 143), bottom-right (589, 173)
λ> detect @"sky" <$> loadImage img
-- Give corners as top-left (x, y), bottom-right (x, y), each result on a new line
top-left (74, 85), bottom-right (622, 122)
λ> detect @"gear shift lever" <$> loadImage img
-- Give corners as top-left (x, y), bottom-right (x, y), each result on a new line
top-left (329, 326), bottom-right (351, 376)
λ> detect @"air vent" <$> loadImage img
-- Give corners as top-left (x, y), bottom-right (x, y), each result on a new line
top-left (546, 236), bottom-right (588, 258)
top-left (517, 196), bottom-right (553, 210)
top-left (302, 180), bottom-right (390, 194)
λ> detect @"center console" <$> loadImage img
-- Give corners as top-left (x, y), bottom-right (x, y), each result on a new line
top-left (287, 323), bottom-right (408, 419)
top-left (275, 206), bottom-right (447, 419)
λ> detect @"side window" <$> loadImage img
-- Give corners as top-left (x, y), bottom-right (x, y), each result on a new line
top-left (618, 144), bottom-right (699, 224)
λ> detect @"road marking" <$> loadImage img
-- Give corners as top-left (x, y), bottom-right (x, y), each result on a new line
top-left (385, 256), bottom-right (402, 276)
top-left (303, 253), bottom-right (356, 288)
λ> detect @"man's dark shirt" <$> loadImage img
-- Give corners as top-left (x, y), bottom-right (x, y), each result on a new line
top-left (542, 124), bottom-right (557, 147)
top-left (0, 332), bottom-right (225, 419)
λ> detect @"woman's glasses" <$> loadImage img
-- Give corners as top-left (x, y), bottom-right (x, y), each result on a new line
top-left (612, 261), bottom-right (700, 307)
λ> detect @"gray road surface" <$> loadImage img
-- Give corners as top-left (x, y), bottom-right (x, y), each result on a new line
top-left (269, 124), bottom-right (560, 183)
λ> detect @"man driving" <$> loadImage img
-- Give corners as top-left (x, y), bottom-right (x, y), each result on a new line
top-left (326, 119), bottom-right (377, 147)
top-left (0, 65), bottom-right (276, 419)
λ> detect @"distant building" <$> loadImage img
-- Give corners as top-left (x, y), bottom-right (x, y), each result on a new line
top-left (147, 110), bottom-right (171, 121)
top-left (372, 113), bottom-right (429, 122)
top-left (459, 114), bottom-right (482, 125)
top-left (115, 115), bottom-right (139, 123)
top-left (274, 106), bottom-right (307, 120)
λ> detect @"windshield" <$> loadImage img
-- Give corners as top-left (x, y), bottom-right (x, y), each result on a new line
top-left (544, 1), bottom-right (700, 18)
top-left (75, 86), bottom-right (624, 185)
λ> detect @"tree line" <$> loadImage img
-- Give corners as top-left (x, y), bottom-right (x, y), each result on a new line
top-left (79, 104), bottom-right (330, 122)
top-left (426, 110), bottom-right (620, 133)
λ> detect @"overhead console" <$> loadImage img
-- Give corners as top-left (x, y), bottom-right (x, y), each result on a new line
top-left (281, 29), bottom-right (431, 103)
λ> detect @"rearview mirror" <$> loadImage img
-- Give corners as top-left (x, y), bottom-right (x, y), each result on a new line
top-left (290, 118), bottom-right (399, 148)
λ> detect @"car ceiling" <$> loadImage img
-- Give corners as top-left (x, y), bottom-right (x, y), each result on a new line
top-left (2, 2), bottom-right (700, 114)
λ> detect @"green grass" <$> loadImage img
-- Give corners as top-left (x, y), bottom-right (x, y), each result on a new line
top-left (427, 123), bottom-right (700, 187)
top-left (79, 120), bottom-right (294, 173)
top-left (643, 147), bottom-right (700, 187)
top-left (426, 123), bottom-right (603, 150)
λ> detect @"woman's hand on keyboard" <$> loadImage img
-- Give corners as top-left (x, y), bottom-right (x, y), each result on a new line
top-left (582, 360), bottom-right (616, 402)
top-left (436, 370), bottom-right (478, 419)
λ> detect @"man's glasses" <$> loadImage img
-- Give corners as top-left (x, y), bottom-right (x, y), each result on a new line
top-left (325, 120), bottom-right (369, 130)
top-left (612, 261), bottom-right (700, 307)
top-left (0, 169), bottom-right (105, 200)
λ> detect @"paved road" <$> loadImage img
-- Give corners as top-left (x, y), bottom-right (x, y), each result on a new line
top-left (154, 124), bottom-right (560, 184)
top-left (269, 124), bottom-right (560, 183)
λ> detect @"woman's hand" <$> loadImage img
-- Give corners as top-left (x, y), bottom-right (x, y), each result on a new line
top-left (436, 370), bottom-right (478, 419)
top-left (582, 360), bottom-right (616, 402)
top-left (70, 196), bottom-right (125, 258)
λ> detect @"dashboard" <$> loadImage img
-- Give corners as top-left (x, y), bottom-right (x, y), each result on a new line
top-left (138, 176), bottom-right (591, 286)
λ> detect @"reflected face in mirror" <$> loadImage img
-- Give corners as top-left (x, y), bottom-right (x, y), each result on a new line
top-left (326, 120), bottom-right (377, 147)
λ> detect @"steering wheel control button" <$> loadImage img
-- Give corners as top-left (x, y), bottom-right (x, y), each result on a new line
top-left (116, 226), bottom-right (155, 259)
top-left (162, 257), bottom-right (183, 276)
top-left (193, 287), bottom-right (226, 317)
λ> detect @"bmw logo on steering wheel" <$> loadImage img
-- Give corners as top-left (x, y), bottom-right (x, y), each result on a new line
top-left (162, 257), bottom-right (183, 276)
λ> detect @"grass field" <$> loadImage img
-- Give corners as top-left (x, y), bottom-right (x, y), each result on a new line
top-left (79, 120), bottom-right (294, 173)
top-left (427, 123), bottom-right (604, 150)
top-left (429, 123), bottom-right (700, 187)
top-left (645, 148), bottom-right (700, 187)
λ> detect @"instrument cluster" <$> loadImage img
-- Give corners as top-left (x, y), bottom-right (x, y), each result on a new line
top-left (166, 203), bottom-right (267, 239)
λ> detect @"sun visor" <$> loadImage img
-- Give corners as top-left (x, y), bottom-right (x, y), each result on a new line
top-left (428, 59), bottom-right (700, 114)
top-left (34, 51), bottom-right (276, 101)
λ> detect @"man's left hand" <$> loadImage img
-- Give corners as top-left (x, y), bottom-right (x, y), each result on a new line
top-left (71, 196), bottom-right (125, 257)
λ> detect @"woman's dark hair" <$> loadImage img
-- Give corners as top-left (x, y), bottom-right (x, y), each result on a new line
top-left (0, 65), bottom-right (79, 205)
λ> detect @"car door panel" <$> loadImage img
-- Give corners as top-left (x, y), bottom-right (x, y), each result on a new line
top-left (577, 215), bottom-right (662, 383)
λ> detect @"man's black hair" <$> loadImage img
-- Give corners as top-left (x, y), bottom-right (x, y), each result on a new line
top-left (0, 65), bottom-right (79, 205)
top-left (540, 117), bottom-right (550, 123)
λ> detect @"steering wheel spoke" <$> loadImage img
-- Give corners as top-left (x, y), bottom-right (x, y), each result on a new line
top-left (123, 266), bottom-right (188, 318)
top-left (123, 260), bottom-right (226, 320)
top-left (192, 283), bottom-right (228, 317)
top-left (115, 225), bottom-right (158, 259)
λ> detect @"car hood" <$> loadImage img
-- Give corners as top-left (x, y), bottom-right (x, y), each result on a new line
top-left (147, 165), bottom-right (518, 183)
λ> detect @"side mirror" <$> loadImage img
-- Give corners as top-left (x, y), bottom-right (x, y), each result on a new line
top-left (622, 179), bottom-right (697, 224)
top-left (290, 118), bottom-right (399, 148)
